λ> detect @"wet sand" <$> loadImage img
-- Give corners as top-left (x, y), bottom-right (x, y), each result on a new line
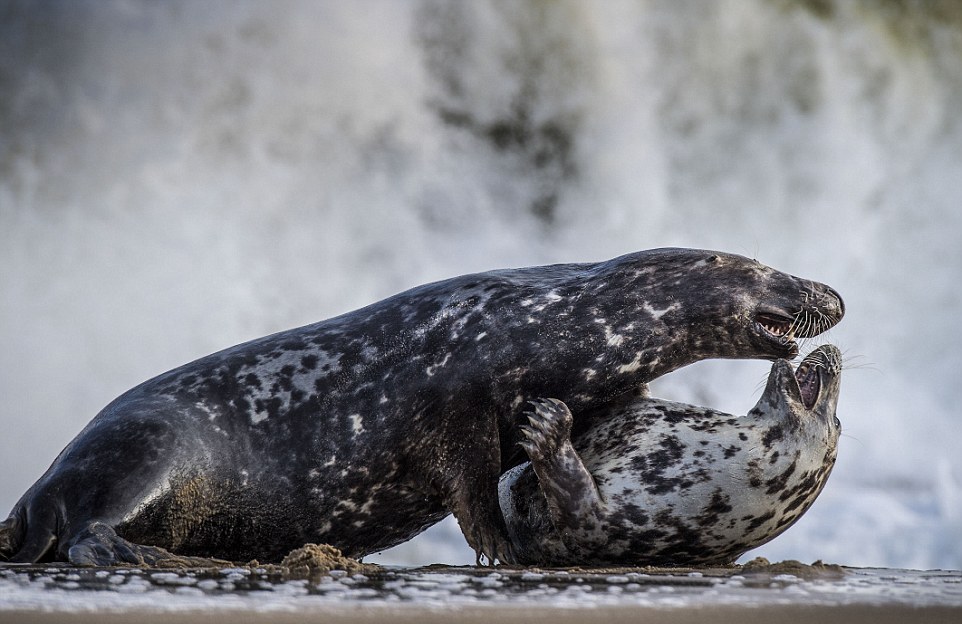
top-left (4, 604), bottom-right (962, 624)
top-left (1, 560), bottom-right (960, 624)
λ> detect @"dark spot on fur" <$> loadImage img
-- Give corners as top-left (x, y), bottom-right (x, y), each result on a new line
top-left (765, 459), bottom-right (798, 495)
top-left (233, 397), bottom-right (251, 415)
top-left (723, 445), bottom-right (740, 459)
top-left (621, 503), bottom-right (649, 526)
top-left (762, 425), bottom-right (784, 448)
top-left (780, 468), bottom-right (825, 509)
top-left (300, 354), bottom-right (319, 371)
top-left (745, 510), bottom-right (776, 532)
top-left (696, 490), bottom-right (733, 527)
top-left (264, 397), bottom-right (283, 420)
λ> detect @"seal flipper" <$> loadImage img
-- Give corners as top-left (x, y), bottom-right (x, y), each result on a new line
top-left (519, 399), bottom-right (609, 558)
top-left (66, 522), bottom-right (231, 567)
top-left (446, 481), bottom-right (516, 566)
top-left (0, 515), bottom-right (24, 560)
top-left (427, 400), bottom-right (516, 566)
top-left (2, 506), bottom-right (57, 563)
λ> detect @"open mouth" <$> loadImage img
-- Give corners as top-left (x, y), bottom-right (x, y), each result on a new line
top-left (756, 312), bottom-right (795, 341)
top-left (754, 303), bottom-right (842, 358)
top-left (755, 311), bottom-right (798, 354)
top-left (794, 357), bottom-right (822, 410)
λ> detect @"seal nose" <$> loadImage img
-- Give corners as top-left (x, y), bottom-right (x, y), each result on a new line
top-left (823, 286), bottom-right (845, 320)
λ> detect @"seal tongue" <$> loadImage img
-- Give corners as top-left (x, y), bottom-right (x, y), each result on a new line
top-left (795, 360), bottom-right (821, 410)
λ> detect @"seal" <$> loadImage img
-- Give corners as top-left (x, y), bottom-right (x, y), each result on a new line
top-left (0, 249), bottom-right (843, 566)
top-left (498, 344), bottom-right (843, 566)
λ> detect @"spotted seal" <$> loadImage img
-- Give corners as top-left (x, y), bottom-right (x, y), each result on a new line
top-left (498, 344), bottom-right (843, 566)
top-left (0, 249), bottom-right (843, 566)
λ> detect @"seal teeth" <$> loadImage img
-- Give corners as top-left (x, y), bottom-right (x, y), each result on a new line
top-left (762, 322), bottom-right (788, 337)
top-left (756, 313), bottom-right (796, 340)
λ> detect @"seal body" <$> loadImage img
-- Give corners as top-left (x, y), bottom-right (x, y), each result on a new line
top-left (0, 249), bottom-right (843, 566)
top-left (499, 345), bottom-right (843, 566)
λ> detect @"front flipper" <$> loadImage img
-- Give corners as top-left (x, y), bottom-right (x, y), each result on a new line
top-left (446, 479), bottom-right (516, 566)
top-left (427, 402), bottom-right (516, 566)
top-left (520, 398), bottom-right (609, 559)
top-left (66, 522), bottom-right (231, 568)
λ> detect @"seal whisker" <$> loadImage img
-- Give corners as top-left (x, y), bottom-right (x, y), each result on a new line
top-left (839, 433), bottom-right (865, 447)
top-left (839, 351), bottom-right (876, 370)
top-left (786, 313), bottom-right (802, 340)
top-left (802, 311), bottom-right (814, 335)
top-left (813, 309), bottom-right (830, 335)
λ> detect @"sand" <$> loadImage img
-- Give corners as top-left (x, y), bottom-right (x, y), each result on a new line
top-left (1, 552), bottom-right (960, 623)
top-left (3, 604), bottom-right (961, 624)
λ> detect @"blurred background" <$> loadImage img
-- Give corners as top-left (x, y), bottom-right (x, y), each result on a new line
top-left (1, 0), bottom-right (960, 569)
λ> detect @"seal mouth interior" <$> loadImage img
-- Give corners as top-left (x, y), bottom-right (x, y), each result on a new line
top-left (755, 312), bottom-right (797, 350)
top-left (794, 359), bottom-right (822, 410)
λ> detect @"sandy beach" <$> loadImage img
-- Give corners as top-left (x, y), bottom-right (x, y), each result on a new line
top-left (2, 561), bottom-right (960, 624)
top-left (3, 603), bottom-right (962, 624)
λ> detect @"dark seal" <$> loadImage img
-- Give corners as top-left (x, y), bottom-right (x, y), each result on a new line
top-left (499, 344), bottom-right (843, 566)
top-left (0, 249), bottom-right (843, 566)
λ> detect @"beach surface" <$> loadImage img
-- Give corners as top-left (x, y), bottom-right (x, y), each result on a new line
top-left (2, 560), bottom-right (960, 624)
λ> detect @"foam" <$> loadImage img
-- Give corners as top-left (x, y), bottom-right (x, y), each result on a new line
top-left (1, 1), bottom-right (960, 569)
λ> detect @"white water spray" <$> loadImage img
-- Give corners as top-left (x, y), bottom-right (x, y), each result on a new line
top-left (2, 0), bottom-right (960, 568)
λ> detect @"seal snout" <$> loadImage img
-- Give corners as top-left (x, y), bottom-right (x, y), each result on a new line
top-left (793, 293), bottom-right (844, 339)
top-left (805, 284), bottom-right (845, 331)
top-left (823, 285), bottom-right (845, 320)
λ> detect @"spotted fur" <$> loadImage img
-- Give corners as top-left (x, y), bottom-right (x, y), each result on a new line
top-left (499, 345), bottom-right (843, 566)
top-left (0, 249), bottom-right (843, 565)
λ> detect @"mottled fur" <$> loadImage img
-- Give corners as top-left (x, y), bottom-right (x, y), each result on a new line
top-left (0, 249), bottom-right (842, 565)
top-left (499, 345), bottom-right (843, 566)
